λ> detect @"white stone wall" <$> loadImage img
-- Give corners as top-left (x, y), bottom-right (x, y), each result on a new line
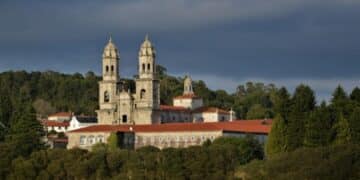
top-left (135, 131), bottom-right (222, 149)
top-left (160, 111), bottom-right (192, 123)
top-left (67, 132), bottom-right (110, 150)
top-left (118, 92), bottom-right (133, 124)
top-left (173, 98), bottom-right (203, 110)
top-left (48, 116), bottom-right (71, 121)
top-left (193, 112), bottom-right (230, 123)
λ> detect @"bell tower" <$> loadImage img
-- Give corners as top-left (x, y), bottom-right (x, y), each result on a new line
top-left (183, 75), bottom-right (194, 95)
top-left (102, 36), bottom-right (119, 82)
top-left (96, 36), bottom-right (120, 124)
top-left (134, 35), bottom-right (160, 124)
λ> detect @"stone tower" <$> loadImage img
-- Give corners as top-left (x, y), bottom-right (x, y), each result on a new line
top-left (183, 75), bottom-right (194, 95)
top-left (173, 75), bottom-right (203, 110)
top-left (96, 37), bottom-right (120, 124)
top-left (134, 35), bottom-right (160, 124)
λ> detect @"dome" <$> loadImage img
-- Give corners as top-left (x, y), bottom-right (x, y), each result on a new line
top-left (103, 36), bottom-right (119, 58)
top-left (139, 34), bottom-right (156, 57)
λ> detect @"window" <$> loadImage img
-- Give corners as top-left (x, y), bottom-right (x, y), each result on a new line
top-left (80, 136), bottom-right (86, 145)
top-left (140, 89), bottom-right (146, 99)
top-left (97, 135), bottom-right (104, 143)
top-left (104, 91), bottom-right (110, 102)
top-left (122, 115), bottom-right (128, 123)
top-left (88, 136), bottom-right (95, 144)
top-left (105, 66), bottom-right (109, 72)
top-left (142, 64), bottom-right (145, 72)
top-left (147, 63), bottom-right (151, 71)
top-left (111, 65), bottom-right (114, 72)
top-left (221, 116), bottom-right (225, 121)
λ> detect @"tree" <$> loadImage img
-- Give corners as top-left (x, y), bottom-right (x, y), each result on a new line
top-left (285, 85), bottom-right (315, 151)
top-left (331, 85), bottom-right (351, 117)
top-left (304, 103), bottom-right (332, 147)
top-left (265, 114), bottom-right (287, 157)
top-left (349, 107), bottom-right (360, 144)
top-left (291, 84), bottom-right (316, 113)
top-left (7, 102), bottom-right (45, 157)
top-left (246, 104), bottom-right (268, 119)
top-left (0, 87), bottom-right (12, 141)
top-left (350, 87), bottom-right (360, 104)
top-left (107, 133), bottom-right (119, 151)
top-left (272, 87), bottom-right (291, 118)
top-left (334, 113), bottom-right (351, 145)
top-left (32, 98), bottom-right (56, 119)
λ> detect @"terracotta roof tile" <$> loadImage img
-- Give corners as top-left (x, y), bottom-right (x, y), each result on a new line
top-left (68, 120), bottom-right (272, 134)
top-left (48, 112), bottom-right (72, 118)
top-left (160, 105), bottom-right (189, 112)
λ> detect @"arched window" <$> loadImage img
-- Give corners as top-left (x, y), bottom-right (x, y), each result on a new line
top-left (147, 63), bottom-right (151, 71)
top-left (80, 136), bottom-right (86, 145)
top-left (105, 66), bottom-right (109, 72)
top-left (142, 64), bottom-right (145, 72)
top-left (97, 135), bottom-right (104, 143)
top-left (140, 89), bottom-right (146, 99)
top-left (122, 115), bottom-right (128, 123)
top-left (111, 65), bottom-right (114, 72)
top-left (88, 136), bottom-right (95, 144)
top-left (104, 91), bottom-right (110, 102)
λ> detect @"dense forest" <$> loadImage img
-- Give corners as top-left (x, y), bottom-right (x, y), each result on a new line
top-left (0, 68), bottom-right (360, 179)
top-left (0, 66), bottom-right (278, 119)
top-left (2, 137), bottom-right (263, 179)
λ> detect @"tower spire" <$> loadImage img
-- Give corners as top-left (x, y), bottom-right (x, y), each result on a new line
top-left (145, 33), bottom-right (149, 41)
top-left (109, 34), bottom-right (113, 43)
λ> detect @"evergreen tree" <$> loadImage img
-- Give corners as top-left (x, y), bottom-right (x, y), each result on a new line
top-left (0, 87), bottom-right (12, 141)
top-left (6, 101), bottom-right (45, 157)
top-left (273, 87), bottom-right (291, 118)
top-left (350, 87), bottom-right (360, 104)
top-left (285, 85), bottom-right (315, 151)
top-left (304, 103), bottom-right (332, 147)
top-left (334, 113), bottom-right (351, 145)
top-left (291, 84), bottom-right (316, 113)
top-left (331, 85), bottom-right (351, 116)
top-left (265, 114), bottom-right (287, 157)
top-left (349, 107), bottom-right (360, 144)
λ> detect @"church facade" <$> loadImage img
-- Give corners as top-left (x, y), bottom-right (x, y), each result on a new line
top-left (66, 35), bottom-right (272, 150)
top-left (95, 35), bottom-right (234, 125)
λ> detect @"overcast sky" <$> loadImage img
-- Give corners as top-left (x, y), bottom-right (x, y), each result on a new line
top-left (0, 0), bottom-right (359, 101)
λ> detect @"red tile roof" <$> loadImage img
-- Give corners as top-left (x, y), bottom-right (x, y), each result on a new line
top-left (48, 112), bottom-right (72, 118)
top-left (68, 120), bottom-right (272, 134)
top-left (160, 105), bottom-right (189, 112)
top-left (173, 93), bottom-right (202, 100)
top-left (192, 107), bottom-right (230, 114)
top-left (53, 138), bottom-right (69, 143)
top-left (42, 120), bottom-right (69, 127)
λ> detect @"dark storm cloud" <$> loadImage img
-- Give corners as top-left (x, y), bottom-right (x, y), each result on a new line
top-left (0, 0), bottom-right (359, 100)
